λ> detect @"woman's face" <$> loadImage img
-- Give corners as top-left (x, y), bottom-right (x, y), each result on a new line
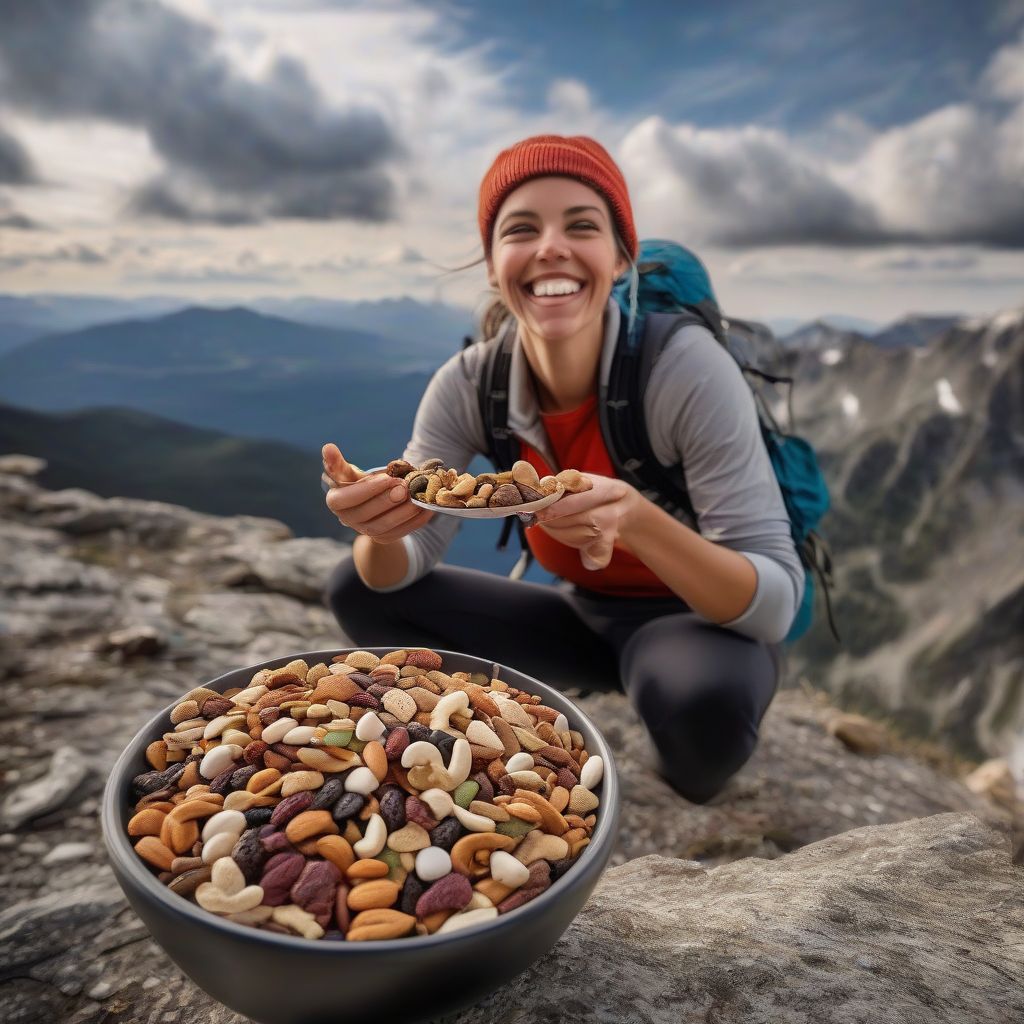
top-left (487, 176), bottom-right (628, 347)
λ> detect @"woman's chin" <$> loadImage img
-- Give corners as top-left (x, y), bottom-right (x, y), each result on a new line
top-left (523, 309), bottom-right (602, 345)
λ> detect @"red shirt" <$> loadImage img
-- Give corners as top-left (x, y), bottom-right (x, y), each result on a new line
top-left (520, 394), bottom-right (674, 597)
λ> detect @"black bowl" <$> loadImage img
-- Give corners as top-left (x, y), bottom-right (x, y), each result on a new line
top-left (101, 648), bottom-right (621, 1024)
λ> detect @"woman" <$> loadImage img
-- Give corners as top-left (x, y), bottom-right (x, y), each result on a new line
top-left (323, 135), bottom-right (803, 804)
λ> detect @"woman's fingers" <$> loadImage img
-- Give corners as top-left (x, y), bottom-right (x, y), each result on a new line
top-left (326, 474), bottom-right (406, 523)
top-left (322, 442), bottom-right (363, 485)
top-left (537, 514), bottom-right (602, 547)
top-left (580, 537), bottom-right (614, 570)
top-left (370, 507), bottom-right (436, 545)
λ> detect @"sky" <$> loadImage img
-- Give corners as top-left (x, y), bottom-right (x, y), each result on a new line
top-left (0, 0), bottom-right (1023, 323)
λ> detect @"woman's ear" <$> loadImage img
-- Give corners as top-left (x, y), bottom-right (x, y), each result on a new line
top-left (486, 257), bottom-right (497, 289)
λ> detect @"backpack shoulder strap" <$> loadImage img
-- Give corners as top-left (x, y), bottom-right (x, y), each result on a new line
top-left (473, 320), bottom-right (531, 562)
top-left (475, 319), bottom-right (519, 474)
top-left (600, 311), bottom-right (708, 523)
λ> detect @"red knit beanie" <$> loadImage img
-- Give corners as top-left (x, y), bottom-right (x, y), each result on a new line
top-left (478, 134), bottom-right (638, 260)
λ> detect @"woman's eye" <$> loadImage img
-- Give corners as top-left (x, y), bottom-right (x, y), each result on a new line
top-left (570, 221), bottom-right (598, 231)
top-left (504, 224), bottom-right (533, 235)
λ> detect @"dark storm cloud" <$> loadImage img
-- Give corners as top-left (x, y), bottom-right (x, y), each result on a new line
top-left (0, 0), bottom-right (402, 224)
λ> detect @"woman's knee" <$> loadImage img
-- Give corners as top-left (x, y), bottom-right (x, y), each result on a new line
top-left (622, 622), bottom-right (774, 802)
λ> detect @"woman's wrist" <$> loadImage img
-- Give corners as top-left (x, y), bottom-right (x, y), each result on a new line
top-left (618, 482), bottom-right (652, 551)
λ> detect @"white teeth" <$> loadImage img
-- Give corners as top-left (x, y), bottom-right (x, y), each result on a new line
top-left (530, 279), bottom-right (582, 297)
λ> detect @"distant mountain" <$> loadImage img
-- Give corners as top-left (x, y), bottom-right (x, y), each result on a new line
top-left (786, 307), bottom-right (1024, 760)
top-left (0, 321), bottom-right (42, 356)
top-left (0, 306), bottom-right (438, 467)
top-left (0, 402), bottom-right (344, 539)
top-left (253, 295), bottom-right (474, 361)
top-left (778, 319), bottom-right (869, 352)
top-left (0, 293), bottom-right (477, 360)
top-left (770, 315), bottom-right (880, 338)
top-left (0, 293), bottom-right (187, 334)
top-left (870, 315), bottom-right (963, 349)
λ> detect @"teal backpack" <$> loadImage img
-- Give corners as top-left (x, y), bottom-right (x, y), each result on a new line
top-left (474, 238), bottom-right (837, 643)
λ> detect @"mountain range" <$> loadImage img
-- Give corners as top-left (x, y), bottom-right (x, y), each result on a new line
top-left (778, 308), bottom-right (1024, 760)
top-left (0, 402), bottom-right (341, 540)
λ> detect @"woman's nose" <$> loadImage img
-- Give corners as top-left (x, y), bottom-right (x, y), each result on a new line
top-left (535, 230), bottom-right (570, 260)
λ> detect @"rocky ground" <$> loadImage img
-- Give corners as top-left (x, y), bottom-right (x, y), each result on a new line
top-left (1, 456), bottom-right (1021, 1023)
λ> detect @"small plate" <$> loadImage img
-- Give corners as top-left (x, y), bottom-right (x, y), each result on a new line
top-left (410, 482), bottom-right (565, 519)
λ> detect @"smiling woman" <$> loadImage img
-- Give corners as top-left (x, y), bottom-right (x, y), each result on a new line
top-left (322, 134), bottom-right (804, 805)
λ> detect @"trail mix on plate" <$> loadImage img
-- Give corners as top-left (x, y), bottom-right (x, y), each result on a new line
top-left (127, 649), bottom-right (605, 941)
top-left (385, 457), bottom-right (592, 509)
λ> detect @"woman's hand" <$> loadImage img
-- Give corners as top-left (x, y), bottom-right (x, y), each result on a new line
top-left (322, 443), bottom-right (434, 544)
top-left (532, 473), bottom-right (640, 570)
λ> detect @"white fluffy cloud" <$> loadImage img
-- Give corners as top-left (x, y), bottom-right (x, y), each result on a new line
top-left (621, 29), bottom-right (1024, 250)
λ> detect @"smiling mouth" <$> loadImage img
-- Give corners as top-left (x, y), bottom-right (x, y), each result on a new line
top-left (523, 278), bottom-right (586, 301)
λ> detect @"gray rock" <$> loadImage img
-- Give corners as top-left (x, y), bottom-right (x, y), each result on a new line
top-left (451, 813), bottom-right (1024, 1024)
top-left (181, 591), bottom-right (339, 648)
top-left (42, 842), bottom-right (94, 867)
top-left (0, 882), bottom-right (124, 980)
top-left (575, 688), bottom-right (1006, 867)
top-left (101, 625), bottom-right (167, 658)
top-left (0, 454), bottom-right (46, 476)
top-left (1, 748), bottom-right (90, 830)
top-left (223, 536), bottom-right (349, 601)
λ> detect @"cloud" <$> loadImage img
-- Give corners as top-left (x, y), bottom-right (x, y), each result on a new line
top-left (0, 125), bottom-right (37, 183)
top-left (0, 242), bottom-right (107, 271)
top-left (622, 117), bottom-right (882, 247)
top-left (0, 194), bottom-right (42, 230)
top-left (0, 0), bottom-right (401, 224)
top-left (620, 30), bottom-right (1024, 250)
top-left (856, 250), bottom-right (979, 272)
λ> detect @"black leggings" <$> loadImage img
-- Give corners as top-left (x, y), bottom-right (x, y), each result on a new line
top-left (324, 557), bottom-right (781, 804)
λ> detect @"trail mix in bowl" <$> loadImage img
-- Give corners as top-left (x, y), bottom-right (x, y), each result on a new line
top-left (386, 457), bottom-right (592, 509)
top-left (126, 649), bottom-right (605, 941)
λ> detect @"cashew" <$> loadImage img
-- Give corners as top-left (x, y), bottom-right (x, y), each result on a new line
top-left (429, 690), bottom-right (470, 731)
top-left (195, 882), bottom-right (265, 915)
top-left (353, 813), bottom-right (387, 858)
top-left (401, 741), bottom-right (444, 769)
top-left (449, 833), bottom-right (516, 878)
top-left (446, 738), bottom-right (472, 788)
top-left (512, 830), bottom-right (569, 865)
top-left (272, 904), bottom-right (324, 940)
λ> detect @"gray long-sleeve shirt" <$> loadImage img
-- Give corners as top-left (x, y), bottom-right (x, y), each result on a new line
top-left (373, 298), bottom-right (803, 644)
